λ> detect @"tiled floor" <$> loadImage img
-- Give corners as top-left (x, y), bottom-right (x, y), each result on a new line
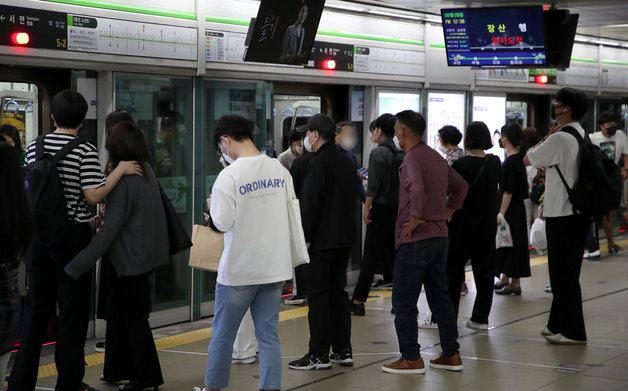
top-left (29, 249), bottom-right (628, 390)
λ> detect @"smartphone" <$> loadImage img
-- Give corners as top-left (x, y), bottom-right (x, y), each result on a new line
top-left (357, 167), bottom-right (368, 179)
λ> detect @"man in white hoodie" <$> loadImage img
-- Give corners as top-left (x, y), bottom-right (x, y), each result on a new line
top-left (202, 115), bottom-right (293, 391)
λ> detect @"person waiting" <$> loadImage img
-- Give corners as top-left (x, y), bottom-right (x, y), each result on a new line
top-left (525, 87), bottom-right (590, 345)
top-left (494, 123), bottom-right (531, 296)
top-left (350, 113), bottom-right (401, 316)
top-left (381, 110), bottom-right (467, 375)
top-left (584, 111), bottom-right (628, 258)
top-left (447, 121), bottom-right (501, 330)
top-left (335, 121), bottom-right (366, 203)
top-left (278, 128), bottom-right (304, 171)
top-left (289, 114), bottom-right (356, 370)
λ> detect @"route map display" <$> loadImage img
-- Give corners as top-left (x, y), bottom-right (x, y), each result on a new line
top-left (441, 6), bottom-right (547, 67)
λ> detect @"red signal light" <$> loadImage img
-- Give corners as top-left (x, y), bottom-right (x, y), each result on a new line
top-left (323, 59), bottom-right (336, 70)
top-left (11, 32), bottom-right (30, 45)
top-left (535, 75), bottom-right (548, 84)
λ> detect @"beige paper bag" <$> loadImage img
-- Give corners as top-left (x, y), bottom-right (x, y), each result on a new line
top-left (188, 224), bottom-right (224, 272)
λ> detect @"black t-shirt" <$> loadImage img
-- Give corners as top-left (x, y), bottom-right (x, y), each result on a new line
top-left (451, 154), bottom-right (501, 235)
top-left (500, 153), bottom-right (529, 201)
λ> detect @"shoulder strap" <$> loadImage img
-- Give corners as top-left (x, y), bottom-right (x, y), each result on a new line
top-left (34, 135), bottom-right (46, 160)
top-left (51, 138), bottom-right (87, 166)
top-left (468, 157), bottom-right (488, 189)
top-left (561, 126), bottom-right (586, 146)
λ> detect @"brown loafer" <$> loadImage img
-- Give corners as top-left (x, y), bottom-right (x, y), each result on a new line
top-left (429, 353), bottom-right (463, 371)
top-left (381, 357), bottom-right (425, 374)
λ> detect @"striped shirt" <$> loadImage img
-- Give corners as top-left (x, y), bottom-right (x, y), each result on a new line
top-left (25, 133), bottom-right (106, 223)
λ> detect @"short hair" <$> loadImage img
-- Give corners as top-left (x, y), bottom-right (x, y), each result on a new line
top-left (336, 121), bottom-right (356, 134)
top-left (306, 114), bottom-right (335, 141)
top-left (438, 125), bottom-right (462, 146)
top-left (395, 110), bottom-right (426, 138)
top-left (464, 121), bottom-right (493, 150)
top-left (288, 128), bottom-right (302, 143)
top-left (0, 124), bottom-right (22, 152)
top-left (501, 123), bottom-right (523, 147)
top-left (375, 113), bottom-right (397, 138)
top-left (369, 119), bottom-right (378, 132)
top-left (521, 127), bottom-right (540, 157)
top-left (105, 122), bottom-right (150, 173)
top-left (213, 115), bottom-right (254, 146)
top-left (598, 111), bottom-right (618, 126)
top-left (51, 90), bottom-right (88, 129)
top-left (555, 87), bottom-right (589, 121)
top-left (105, 110), bottom-right (134, 137)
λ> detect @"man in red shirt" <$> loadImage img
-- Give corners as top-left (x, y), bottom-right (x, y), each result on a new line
top-left (381, 110), bottom-right (468, 375)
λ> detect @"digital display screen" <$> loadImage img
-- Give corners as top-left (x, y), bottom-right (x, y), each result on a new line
top-left (244, 0), bottom-right (326, 66)
top-left (441, 6), bottom-right (546, 67)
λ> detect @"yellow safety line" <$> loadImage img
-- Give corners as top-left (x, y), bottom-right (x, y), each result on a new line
top-left (35, 237), bottom-right (627, 380)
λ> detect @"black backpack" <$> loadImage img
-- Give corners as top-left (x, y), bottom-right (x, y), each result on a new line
top-left (22, 136), bottom-right (86, 245)
top-left (554, 126), bottom-right (622, 218)
top-left (382, 143), bottom-right (404, 209)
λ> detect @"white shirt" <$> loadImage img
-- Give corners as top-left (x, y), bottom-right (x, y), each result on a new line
top-left (526, 122), bottom-right (584, 217)
top-left (589, 130), bottom-right (628, 165)
top-left (278, 147), bottom-right (298, 170)
top-left (210, 154), bottom-right (293, 286)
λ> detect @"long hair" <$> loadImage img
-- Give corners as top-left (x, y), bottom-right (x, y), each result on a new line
top-left (105, 121), bottom-right (151, 175)
top-left (0, 143), bottom-right (34, 267)
top-left (0, 124), bottom-right (23, 152)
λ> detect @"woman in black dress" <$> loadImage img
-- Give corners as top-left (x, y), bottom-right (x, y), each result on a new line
top-left (494, 123), bottom-right (531, 295)
top-left (448, 122), bottom-right (501, 329)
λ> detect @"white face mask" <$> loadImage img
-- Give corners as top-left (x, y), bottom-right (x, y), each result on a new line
top-left (295, 145), bottom-right (304, 155)
top-left (437, 144), bottom-right (448, 154)
top-left (219, 155), bottom-right (229, 168)
top-left (220, 138), bottom-right (235, 166)
top-left (340, 137), bottom-right (358, 152)
top-left (393, 135), bottom-right (401, 150)
top-left (304, 133), bottom-right (315, 152)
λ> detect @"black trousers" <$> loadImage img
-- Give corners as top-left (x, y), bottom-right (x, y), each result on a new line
top-left (9, 222), bottom-right (92, 391)
top-left (545, 214), bottom-right (589, 341)
top-left (293, 264), bottom-right (307, 297)
top-left (352, 204), bottom-right (396, 302)
top-left (306, 248), bottom-right (352, 357)
top-left (447, 228), bottom-right (495, 324)
top-left (103, 271), bottom-right (163, 387)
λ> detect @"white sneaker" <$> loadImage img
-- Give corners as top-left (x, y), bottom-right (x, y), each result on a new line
top-left (466, 320), bottom-right (489, 330)
top-left (540, 326), bottom-right (555, 337)
top-left (232, 356), bottom-right (256, 364)
top-left (544, 283), bottom-right (552, 293)
top-left (583, 250), bottom-right (601, 259)
top-left (418, 314), bottom-right (438, 329)
top-left (545, 333), bottom-right (586, 345)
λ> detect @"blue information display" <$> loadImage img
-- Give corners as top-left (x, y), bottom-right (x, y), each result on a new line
top-left (441, 7), bottom-right (547, 67)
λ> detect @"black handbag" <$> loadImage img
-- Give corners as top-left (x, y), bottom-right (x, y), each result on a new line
top-left (159, 185), bottom-right (193, 255)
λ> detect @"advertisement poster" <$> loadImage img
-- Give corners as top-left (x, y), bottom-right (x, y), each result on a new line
top-left (427, 92), bottom-right (465, 150)
top-left (378, 92), bottom-right (420, 117)
top-left (244, 0), bottom-right (325, 65)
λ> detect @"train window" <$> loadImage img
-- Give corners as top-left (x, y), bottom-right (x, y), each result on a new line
top-left (0, 82), bottom-right (38, 163)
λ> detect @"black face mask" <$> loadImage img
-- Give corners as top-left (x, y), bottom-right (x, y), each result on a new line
top-left (550, 104), bottom-right (557, 120)
top-left (606, 126), bottom-right (618, 136)
top-left (498, 139), bottom-right (504, 148)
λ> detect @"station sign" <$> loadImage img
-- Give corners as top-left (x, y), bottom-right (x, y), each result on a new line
top-left (0, 5), bottom-right (68, 50)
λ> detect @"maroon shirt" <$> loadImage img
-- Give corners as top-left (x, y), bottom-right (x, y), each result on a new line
top-left (395, 142), bottom-right (468, 248)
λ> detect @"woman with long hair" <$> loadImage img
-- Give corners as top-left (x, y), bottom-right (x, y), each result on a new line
top-left (0, 142), bottom-right (34, 391)
top-left (65, 121), bottom-right (168, 391)
top-left (494, 123), bottom-right (531, 295)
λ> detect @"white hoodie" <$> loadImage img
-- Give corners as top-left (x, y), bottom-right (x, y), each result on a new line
top-left (210, 154), bottom-right (293, 286)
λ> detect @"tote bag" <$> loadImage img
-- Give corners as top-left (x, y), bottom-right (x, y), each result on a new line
top-left (188, 224), bottom-right (224, 272)
top-left (282, 166), bottom-right (310, 267)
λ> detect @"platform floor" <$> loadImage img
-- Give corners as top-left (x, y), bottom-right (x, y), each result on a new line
top-left (24, 245), bottom-right (628, 391)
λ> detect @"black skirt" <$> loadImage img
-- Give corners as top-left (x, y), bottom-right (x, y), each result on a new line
top-left (495, 199), bottom-right (531, 278)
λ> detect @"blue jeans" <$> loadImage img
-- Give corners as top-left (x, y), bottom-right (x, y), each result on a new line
top-left (392, 238), bottom-right (460, 360)
top-left (205, 282), bottom-right (283, 390)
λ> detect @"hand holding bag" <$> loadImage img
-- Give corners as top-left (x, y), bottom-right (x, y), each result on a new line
top-left (188, 224), bottom-right (224, 272)
top-left (496, 218), bottom-right (514, 249)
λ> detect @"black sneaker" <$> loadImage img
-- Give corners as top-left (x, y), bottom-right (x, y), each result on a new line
top-left (330, 349), bottom-right (353, 366)
top-left (288, 353), bottom-right (332, 370)
top-left (284, 295), bottom-right (307, 305)
top-left (95, 341), bottom-right (106, 353)
top-left (371, 279), bottom-right (385, 288)
top-left (350, 301), bottom-right (365, 316)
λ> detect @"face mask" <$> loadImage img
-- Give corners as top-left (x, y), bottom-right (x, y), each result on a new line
top-left (498, 139), bottom-right (504, 148)
top-left (295, 145), bottom-right (304, 155)
top-left (393, 135), bottom-right (401, 150)
top-left (370, 130), bottom-right (381, 144)
top-left (219, 155), bottom-right (230, 168)
top-left (340, 137), bottom-right (358, 152)
top-left (304, 133), bottom-right (314, 152)
top-left (437, 144), bottom-right (448, 154)
top-left (606, 126), bottom-right (618, 136)
top-left (551, 104), bottom-right (568, 121)
top-left (220, 138), bottom-right (235, 166)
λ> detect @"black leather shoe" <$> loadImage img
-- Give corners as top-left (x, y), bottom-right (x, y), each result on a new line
top-left (495, 286), bottom-right (522, 296)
